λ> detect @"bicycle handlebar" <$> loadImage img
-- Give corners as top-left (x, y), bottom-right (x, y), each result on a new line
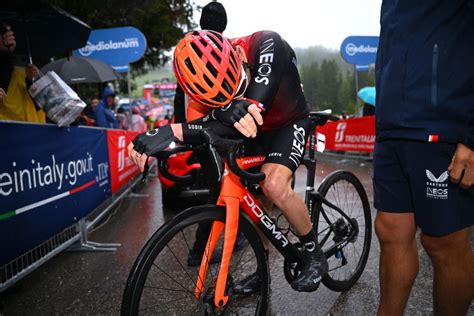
top-left (200, 129), bottom-right (266, 183)
top-left (145, 129), bottom-right (266, 183)
top-left (157, 146), bottom-right (194, 184)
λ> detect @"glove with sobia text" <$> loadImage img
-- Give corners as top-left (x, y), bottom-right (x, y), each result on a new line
top-left (132, 125), bottom-right (178, 156)
top-left (211, 99), bottom-right (252, 127)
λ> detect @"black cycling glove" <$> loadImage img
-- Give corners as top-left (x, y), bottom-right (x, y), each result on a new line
top-left (132, 125), bottom-right (178, 156)
top-left (211, 99), bottom-right (252, 127)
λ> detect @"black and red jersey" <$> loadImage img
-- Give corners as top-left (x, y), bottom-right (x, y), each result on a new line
top-left (231, 31), bottom-right (309, 131)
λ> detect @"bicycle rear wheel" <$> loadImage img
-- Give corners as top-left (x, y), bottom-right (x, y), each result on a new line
top-left (121, 205), bottom-right (269, 315)
top-left (313, 170), bottom-right (372, 292)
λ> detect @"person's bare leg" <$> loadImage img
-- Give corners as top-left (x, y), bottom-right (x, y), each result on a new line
top-left (375, 212), bottom-right (419, 316)
top-left (260, 163), bottom-right (311, 235)
top-left (420, 227), bottom-right (474, 316)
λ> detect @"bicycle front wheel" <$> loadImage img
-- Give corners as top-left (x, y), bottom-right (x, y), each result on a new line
top-left (121, 205), bottom-right (269, 315)
top-left (313, 170), bottom-right (372, 292)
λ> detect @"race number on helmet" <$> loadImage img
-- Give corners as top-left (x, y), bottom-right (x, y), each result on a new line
top-left (173, 30), bottom-right (242, 108)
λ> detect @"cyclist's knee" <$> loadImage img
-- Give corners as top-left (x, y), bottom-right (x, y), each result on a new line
top-left (375, 211), bottom-right (416, 245)
top-left (260, 172), bottom-right (292, 204)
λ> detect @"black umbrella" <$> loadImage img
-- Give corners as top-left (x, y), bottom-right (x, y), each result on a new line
top-left (41, 56), bottom-right (122, 84)
top-left (0, 1), bottom-right (91, 61)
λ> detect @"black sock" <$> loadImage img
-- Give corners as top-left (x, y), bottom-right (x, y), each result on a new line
top-left (299, 229), bottom-right (320, 253)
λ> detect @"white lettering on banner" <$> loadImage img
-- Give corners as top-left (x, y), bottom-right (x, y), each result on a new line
top-left (335, 123), bottom-right (346, 143)
top-left (345, 43), bottom-right (378, 56)
top-left (78, 38), bottom-right (140, 57)
top-left (243, 194), bottom-right (289, 247)
top-left (0, 154), bottom-right (96, 197)
top-left (118, 136), bottom-right (126, 172)
top-left (344, 135), bottom-right (376, 143)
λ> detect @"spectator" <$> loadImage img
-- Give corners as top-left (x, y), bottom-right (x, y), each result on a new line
top-left (129, 107), bottom-right (147, 133)
top-left (0, 24), bottom-right (45, 123)
top-left (116, 107), bottom-right (129, 130)
top-left (83, 97), bottom-right (99, 120)
top-left (373, 1), bottom-right (473, 315)
top-left (94, 86), bottom-right (118, 129)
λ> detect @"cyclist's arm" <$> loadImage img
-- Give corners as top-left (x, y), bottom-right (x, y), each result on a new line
top-left (244, 31), bottom-right (287, 112)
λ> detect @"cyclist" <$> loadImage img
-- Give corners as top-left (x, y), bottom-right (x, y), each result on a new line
top-left (128, 30), bottom-right (328, 292)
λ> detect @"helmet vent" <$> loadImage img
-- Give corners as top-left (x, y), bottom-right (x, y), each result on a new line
top-left (226, 69), bottom-right (236, 84)
top-left (190, 42), bottom-right (203, 58)
top-left (195, 83), bottom-right (207, 94)
top-left (199, 38), bottom-right (208, 47)
top-left (222, 79), bottom-right (232, 95)
top-left (203, 74), bottom-right (214, 88)
top-left (212, 91), bottom-right (227, 103)
top-left (184, 58), bottom-right (196, 75)
top-left (206, 62), bottom-right (218, 78)
top-left (211, 51), bottom-right (222, 64)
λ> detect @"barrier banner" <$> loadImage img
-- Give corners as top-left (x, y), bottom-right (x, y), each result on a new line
top-left (316, 115), bottom-right (375, 152)
top-left (107, 130), bottom-right (140, 194)
top-left (0, 123), bottom-right (111, 265)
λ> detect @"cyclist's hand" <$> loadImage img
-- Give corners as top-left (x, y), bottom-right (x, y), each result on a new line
top-left (448, 143), bottom-right (474, 189)
top-left (128, 142), bottom-right (148, 171)
top-left (128, 125), bottom-right (178, 171)
top-left (211, 99), bottom-right (263, 138)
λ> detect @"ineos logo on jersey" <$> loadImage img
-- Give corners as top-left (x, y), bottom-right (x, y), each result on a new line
top-left (255, 38), bottom-right (274, 86)
top-left (425, 170), bottom-right (449, 199)
top-left (146, 129), bottom-right (159, 137)
top-left (335, 123), bottom-right (347, 142)
top-left (289, 124), bottom-right (306, 167)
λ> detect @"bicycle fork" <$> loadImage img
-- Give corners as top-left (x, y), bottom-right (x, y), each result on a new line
top-left (194, 162), bottom-right (244, 308)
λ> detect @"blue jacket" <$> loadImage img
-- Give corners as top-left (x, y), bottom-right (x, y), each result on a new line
top-left (375, 0), bottom-right (474, 149)
top-left (94, 86), bottom-right (118, 129)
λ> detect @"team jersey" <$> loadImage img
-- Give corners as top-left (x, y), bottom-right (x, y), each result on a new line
top-left (231, 31), bottom-right (309, 130)
top-left (185, 31), bottom-right (309, 130)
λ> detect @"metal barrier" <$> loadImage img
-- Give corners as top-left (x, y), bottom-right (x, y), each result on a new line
top-left (0, 162), bottom-right (152, 293)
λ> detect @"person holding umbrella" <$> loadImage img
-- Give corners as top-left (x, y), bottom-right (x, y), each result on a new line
top-left (0, 24), bottom-right (45, 123)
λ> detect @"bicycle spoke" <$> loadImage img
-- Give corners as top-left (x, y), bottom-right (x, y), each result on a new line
top-left (139, 295), bottom-right (190, 313)
top-left (151, 262), bottom-right (194, 295)
top-left (230, 241), bottom-right (252, 275)
top-left (166, 244), bottom-right (198, 289)
top-left (180, 229), bottom-right (206, 288)
top-left (144, 285), bottom-right (193, 294)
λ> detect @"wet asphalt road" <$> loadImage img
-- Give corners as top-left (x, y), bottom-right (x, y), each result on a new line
top-left (1, 155), bottom-right (472, 315)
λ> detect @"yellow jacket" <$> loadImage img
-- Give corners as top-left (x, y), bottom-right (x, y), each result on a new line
top-left (0, 67), bottom-right (46, 123)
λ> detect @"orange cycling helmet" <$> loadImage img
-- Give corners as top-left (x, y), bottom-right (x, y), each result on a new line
top-left (173, 30), bottom-right (242, 108)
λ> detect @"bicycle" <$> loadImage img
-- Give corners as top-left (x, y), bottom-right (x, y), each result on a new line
top-left (121, 111), bottom-right (372, 315)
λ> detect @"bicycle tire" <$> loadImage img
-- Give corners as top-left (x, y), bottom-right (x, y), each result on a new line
top-left (314, 170), bottom-right (372, 292)
top-left (121, 205), bottom-right (269, 315)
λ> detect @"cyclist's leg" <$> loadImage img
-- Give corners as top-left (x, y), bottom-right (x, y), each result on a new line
top-left (420, 228), bottom-right (474, 315)
top-left (260, 163), bottom-right (312, 235)
top-left (373, 140), bottom-right (419, 314)
top-left (259, 118), bottom-right (328, 291)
